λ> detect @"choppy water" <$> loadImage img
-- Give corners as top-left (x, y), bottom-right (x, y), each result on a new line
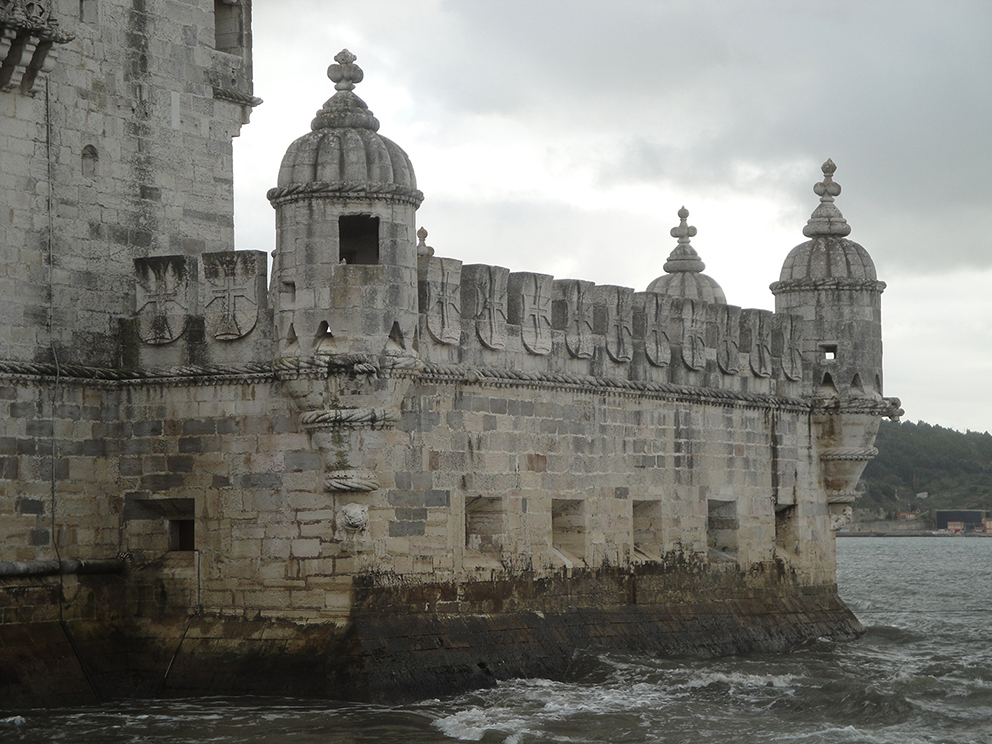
top-left (3, 537), bottom-right (990, 743)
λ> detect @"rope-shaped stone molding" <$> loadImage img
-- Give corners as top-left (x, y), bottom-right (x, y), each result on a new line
top-left (819, 446), bottom-right (879, 461)
top-left (300, 407), bottom-right (399, 430)
top-left (770, 278), bottom-right (887, 294)
top-left (325, 470), bottom-right (379, 493)
top-left (266, 180), bottom-right (424, 207)
top-left (0, 359), bottom-right (275, 383)
top-left (420, 361), bottom-right (812, 412)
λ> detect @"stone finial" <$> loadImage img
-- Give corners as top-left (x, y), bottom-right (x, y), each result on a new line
top-left (311, 49), bottom-right (380, 132)
top-left (663, 207), bottom-right (706, 273)
top-left (417, 227), bottom-right (435, 257)
top-left (803, 159), bottom-right (852, 238)
top-left (328, 49), bottom-right (363, 91)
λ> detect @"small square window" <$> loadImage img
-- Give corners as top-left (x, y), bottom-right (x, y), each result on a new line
top-left (169, 519), bottom-right (195, 551)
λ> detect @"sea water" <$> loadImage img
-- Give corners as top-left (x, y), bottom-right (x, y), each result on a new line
top-left (3, 537), bottom-right (990, 744)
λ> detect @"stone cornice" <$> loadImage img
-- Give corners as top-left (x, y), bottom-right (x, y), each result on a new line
top-left (769, 278), bottom-right (886, 294)
top-left (266, 180), bottom-right (425, 208)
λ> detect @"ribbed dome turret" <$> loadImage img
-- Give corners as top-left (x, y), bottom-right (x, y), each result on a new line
top-left (267, 50), bottom-right (423, 207)
top-left (646, 207), bottom-right (727, 304)
top-left (774, 160), bottom-right (879, 286)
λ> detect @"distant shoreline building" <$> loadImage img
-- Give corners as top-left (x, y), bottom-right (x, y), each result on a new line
top-left (1, 2), bottom-right (901, 706)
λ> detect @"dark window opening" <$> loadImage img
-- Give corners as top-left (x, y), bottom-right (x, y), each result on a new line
top-left (775, 504), bottom-right (799, 556)
top-left (81, 145), bottom-right (98, 179)
top-left (465, 496), bottom-right (505, 559)
top-left (552, 498), bottom-right (585, 565)
top-left (214, 0), bottom-right (243, 55)
top-left (707, 499), bottom-right (738, 562)
top-left (79, 0), bottom-right (97, 23)
top-left (339, 215), bottom-right (379, 265)
top-left (169, 519), bottom-right (195, 551)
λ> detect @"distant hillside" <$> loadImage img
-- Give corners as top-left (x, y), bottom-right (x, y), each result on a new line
top-left (858, 420), bottom-right (992, 520)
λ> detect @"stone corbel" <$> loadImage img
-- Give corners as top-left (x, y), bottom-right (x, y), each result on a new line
top-left (0, 1), bottom-right (73, 95)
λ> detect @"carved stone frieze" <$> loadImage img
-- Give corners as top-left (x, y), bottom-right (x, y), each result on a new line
top-left (775, 313), bottom-right (804, 382)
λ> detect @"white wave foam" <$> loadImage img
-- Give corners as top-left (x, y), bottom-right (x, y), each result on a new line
top-left (1, 716), bottom-right (26, 726)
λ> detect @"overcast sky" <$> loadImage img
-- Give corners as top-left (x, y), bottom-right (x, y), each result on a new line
top-left (233, 0), bottom-right (992, 434)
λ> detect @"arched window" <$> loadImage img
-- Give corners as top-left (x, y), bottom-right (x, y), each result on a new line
top-left (81, 145), bottom-right (98, 179)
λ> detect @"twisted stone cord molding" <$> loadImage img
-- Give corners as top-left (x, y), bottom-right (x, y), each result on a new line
top-left (300, 407), bottom-right (399, 429)
top-left (324, 471), bottom-right (379, 493)
top-left (770, 278), bottom-right (887, 294)
top-left (266, 181), bottom-right (424, 207)
top-left (419, 362), bottom-right (812, 412)
top-left (0, 359), bottom-right (276, 387)
top-left (211, 87), bottom-right (262, 107)
top-left (819, 447), bottom-right (879, 461)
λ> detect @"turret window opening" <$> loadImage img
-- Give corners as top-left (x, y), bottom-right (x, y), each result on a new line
top-left (214, 0), bottom-right (243, 55)
top-left (79, 0), bottom-right (98, 23)
top-left (339, 214), bottom-right (379, 265)
top-left (81, 145), bottom-right (98, 179)
top-left (820, 343), bottom-right (838, 361)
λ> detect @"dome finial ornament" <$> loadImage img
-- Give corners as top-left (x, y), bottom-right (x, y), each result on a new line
top-left (328, 49), bottom-right (363, 91)
top-left (311, 49), bottom-right (380, 132)
top-left (417, 227), bottom-right (434, 257)
top-left (803, 158), bottom-right (851, 238)
top-left (663, 206), bottom-right (706, 274)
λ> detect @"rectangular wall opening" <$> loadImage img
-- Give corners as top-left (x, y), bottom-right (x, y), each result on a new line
top-left (214, 1), bottom-right (243, 55)
top-left (707, 499), bottom-right (738, 562)
top-left (552, 498), bottom-right (585, 565)
top-left (775, 504), bottom-right (799, 556)
top-left (632, 498), bottom-right (663, 561)
top-left (169, 519), bottom-right (195, 551)
top-left (339, 214), bottom-right (380, 265)
top-left (465, 496), bottom-right (505, 559)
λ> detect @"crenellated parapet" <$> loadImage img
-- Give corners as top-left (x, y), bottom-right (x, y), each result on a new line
top-left (416, 228), bottom-right (807, 399)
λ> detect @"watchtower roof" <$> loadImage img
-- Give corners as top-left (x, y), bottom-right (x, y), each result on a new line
top-left (269, 50), bottom-right (423, 206)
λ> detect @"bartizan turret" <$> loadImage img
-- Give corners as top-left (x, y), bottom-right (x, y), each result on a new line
top-left (267, 49), bottom-right (423, 361)
top-left (771, 160), bottom-right (902, 527)
top-left (267, 51), bottom-right (424, 526)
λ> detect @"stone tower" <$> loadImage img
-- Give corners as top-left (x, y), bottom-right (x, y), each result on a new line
top-left (771, 159), bottom-right (884, 399)
top-left (771, 160), bottom-right (895, 520)
top-left (267, 49), bottom-right (424, 361)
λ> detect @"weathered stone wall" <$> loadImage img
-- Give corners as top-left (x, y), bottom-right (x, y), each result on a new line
top-left (1, 0), bottom-right (254, 367)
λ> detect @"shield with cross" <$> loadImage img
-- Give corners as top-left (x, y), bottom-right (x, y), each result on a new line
top-left (134, 256), bottom-right (195, 345)
top-left (202, 251), bottom-right (263, 341)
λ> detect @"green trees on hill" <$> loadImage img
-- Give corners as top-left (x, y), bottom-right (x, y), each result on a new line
top-left (859, 420), bottom-right (992, 518)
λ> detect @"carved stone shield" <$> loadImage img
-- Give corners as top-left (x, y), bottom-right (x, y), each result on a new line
top-left (678, 298), bottom-right (706, 371)
top-left (554, 279), bottom-right (595, 359)
top-left (716, 304), bottom-right (741, 375)
top-left (776, 313), bottom-right (804, 382)
top-left (202, 251), bottom-right (265, 341)
top-left (509, 272), bottom-right (552, 355)
top-left (597, 285), bottom-right (633, 363)
top-left (462, 264), bottom-right (509, 351)
top-left (422, 256), bottom-right (462, 345)
top-left (134, 256), bottom-right (195, 345)
top-left (642, 293), bottom-right (672, 368)
top-left (743, 309), bottom-right (773, 378)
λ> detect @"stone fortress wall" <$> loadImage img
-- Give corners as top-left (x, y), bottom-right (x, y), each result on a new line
top-left (1, 1), bottom-right (902, 706)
